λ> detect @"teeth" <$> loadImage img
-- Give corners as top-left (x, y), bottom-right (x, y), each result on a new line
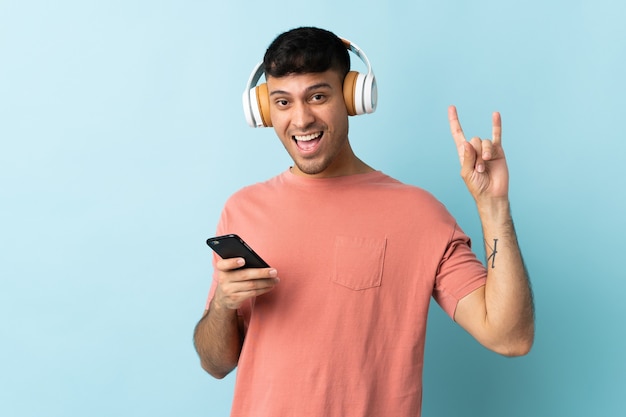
top-left (294, 132), bottom-right (321, 141)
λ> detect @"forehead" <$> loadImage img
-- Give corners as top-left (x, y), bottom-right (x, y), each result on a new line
top-left (266, 70), bottom-right (343, 95)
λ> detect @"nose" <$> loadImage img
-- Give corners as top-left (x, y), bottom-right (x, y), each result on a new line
top-left (292, 102), bottom-right (315, 129)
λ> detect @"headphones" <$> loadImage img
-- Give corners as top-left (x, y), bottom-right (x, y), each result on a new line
top-left (242, 39), bottom-right (377, 128)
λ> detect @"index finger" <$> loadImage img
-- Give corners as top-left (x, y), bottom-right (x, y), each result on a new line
top-left (448, 105), bottom-right (466, 147)
top-left (216, 257), bottom-right (246, 272)
top-left (492, 111), bottom-right (502, 146)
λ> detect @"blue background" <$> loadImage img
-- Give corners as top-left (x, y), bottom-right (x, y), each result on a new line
top-left (1, 1), bottom-right (624, 416)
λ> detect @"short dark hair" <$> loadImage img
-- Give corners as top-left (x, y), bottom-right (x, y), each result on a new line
top-left (263, 27), bottom-right (350, 79)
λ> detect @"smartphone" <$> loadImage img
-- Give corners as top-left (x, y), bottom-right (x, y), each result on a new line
top-left (206, 234), bottom-right (270, 268)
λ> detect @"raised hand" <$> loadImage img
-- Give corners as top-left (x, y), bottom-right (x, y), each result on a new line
top-left (448, 105), bottom-right (509, 203)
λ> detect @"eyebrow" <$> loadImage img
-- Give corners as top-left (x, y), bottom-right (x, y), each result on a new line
top-left (269, 82), bottom-right (333, 97)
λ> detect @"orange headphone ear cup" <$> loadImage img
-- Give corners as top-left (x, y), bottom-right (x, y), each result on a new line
top-left (343, 71), bottom-right (359, 116)
top-left (256, 83), bottom-right (272, 127)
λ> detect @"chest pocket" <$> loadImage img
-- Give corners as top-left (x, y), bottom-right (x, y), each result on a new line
top-left (332, 236), bottom-right (387, 290)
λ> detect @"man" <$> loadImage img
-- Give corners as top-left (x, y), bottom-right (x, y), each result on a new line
top-left (194, 26), bottom-right (534, 417)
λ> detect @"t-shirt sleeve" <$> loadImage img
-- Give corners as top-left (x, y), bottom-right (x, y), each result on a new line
top-left (204, 208), bottom-right (228, 311)
top-left (433, 223), bottom-right (487, 319)
top-left (203, 203), bottom-right (252, 334)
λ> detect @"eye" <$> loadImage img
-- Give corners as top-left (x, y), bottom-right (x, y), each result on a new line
top-left (274, 99), bottom-right (289, 108)
top-left (310, 94), bottom-right (326, 103)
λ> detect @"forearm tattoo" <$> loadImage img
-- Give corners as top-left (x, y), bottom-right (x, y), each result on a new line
top-left (485, 238), bottom-right (498, 269)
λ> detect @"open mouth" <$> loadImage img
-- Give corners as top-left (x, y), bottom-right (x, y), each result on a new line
top-left (293, 131), bottom-right (323, 152)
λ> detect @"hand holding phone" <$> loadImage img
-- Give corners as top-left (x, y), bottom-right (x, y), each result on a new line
top-left (206, 234), bottom-right (277, 310)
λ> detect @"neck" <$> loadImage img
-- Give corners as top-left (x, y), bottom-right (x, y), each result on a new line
top-left (292, 140), bottom-right (374, 178)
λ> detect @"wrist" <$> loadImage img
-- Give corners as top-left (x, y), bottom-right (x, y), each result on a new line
top-left (476, 197), bottom-right (512, 224)
top-left (209, 297), bottom-right (238, 317)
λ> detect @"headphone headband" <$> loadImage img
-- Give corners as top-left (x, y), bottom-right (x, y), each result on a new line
top-left (243, 38), bottom-right (377, 128)
top-left (342, 39), bottom-right (374, 77)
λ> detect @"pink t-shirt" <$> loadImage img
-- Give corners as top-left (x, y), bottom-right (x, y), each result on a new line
top-left (207, 170), bottom-right (486, 417)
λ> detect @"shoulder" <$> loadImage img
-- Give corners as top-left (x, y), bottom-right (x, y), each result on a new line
top-left (224, 172), bottom-right (285, 204)
top-left (376, 173), bottom-right (458, 224)
top-left (373, 173), bottom-right (446, 205)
